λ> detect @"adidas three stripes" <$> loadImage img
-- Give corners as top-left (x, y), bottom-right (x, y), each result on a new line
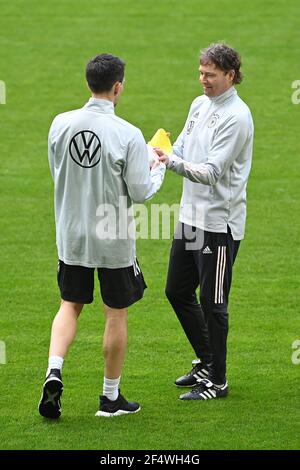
top-left (165, 222), bottom-right (240, 385)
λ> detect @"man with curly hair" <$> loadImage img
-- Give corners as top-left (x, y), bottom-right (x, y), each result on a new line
top-left (157, 43), bottom-right (254, 400)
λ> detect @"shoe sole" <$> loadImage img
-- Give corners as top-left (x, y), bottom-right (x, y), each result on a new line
top-left (95, 407), bottom-right (141, 418)
top-left (174, 382), bottom-right (197, 388)
top-left (179, 391), bottom-right (228, 401)
top-left (175, 373), bottom-right (209, 388)
top-left (38, 377), bottom-right (63, 419)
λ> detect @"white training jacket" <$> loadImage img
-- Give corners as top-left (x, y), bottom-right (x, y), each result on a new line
top-left (169, 87), bottom-right (254, 240)
top-left (48, 98), bottom-right (165, 268)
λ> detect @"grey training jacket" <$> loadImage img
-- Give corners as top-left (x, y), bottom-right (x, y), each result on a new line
top-left (168, 87), bottom-right (254, 240)
top-left (48, 98), bottom-right (165, 268)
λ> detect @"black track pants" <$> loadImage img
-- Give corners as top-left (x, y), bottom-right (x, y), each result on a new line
top-left (165, 223), bottom-right (240, 385)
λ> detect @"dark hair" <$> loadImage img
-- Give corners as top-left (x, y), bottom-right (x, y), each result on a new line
top-left (200, 43), bottom-right (243, 84)
top-left (86, 54), bottom-right (125, 93)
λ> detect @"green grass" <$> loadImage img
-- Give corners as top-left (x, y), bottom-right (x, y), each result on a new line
top-left (0, 0), bottom-right (300, 450)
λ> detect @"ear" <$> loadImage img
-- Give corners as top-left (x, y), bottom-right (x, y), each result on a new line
top-left (228, 69), bottom-right (235, 83)
top-left (113, 81), bottom-right (122, 96)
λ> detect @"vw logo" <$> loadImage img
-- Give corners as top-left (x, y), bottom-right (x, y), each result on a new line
top-left (69, 130), bottom-right (101, 168)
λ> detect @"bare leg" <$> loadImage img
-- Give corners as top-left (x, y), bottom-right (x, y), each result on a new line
top-left (49, 300), bottom-right (84, 358)
top-left (103, 304), bottom-right (127, 379)
top-left (39, 300), bottom-right (84, 418)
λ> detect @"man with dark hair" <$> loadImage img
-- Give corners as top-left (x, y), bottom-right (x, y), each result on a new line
top-left (86, 54), bottom-right (125, 93)
top-left (38, 53), bottom-right (165, 418)
top-left (157, 43), bottom-right (254, 400)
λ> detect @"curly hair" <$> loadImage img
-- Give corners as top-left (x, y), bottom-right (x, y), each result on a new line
top-left (200, 43), bottom-right (243, 84)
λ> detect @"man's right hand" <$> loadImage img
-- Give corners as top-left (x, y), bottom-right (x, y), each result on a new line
top-left (153, 147), bottom-right (170, 166)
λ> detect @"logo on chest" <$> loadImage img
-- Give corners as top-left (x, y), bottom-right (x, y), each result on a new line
top-left (207, 113), bottom-right (220, 128)
top-left (187, 120), bottom-right (195, 135)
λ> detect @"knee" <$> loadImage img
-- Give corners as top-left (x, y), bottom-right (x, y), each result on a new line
top-left (165, 284), bottom-right (178, 302)
top-left (165, 285), bottom-right (197, 307)
top-left (104, 306), bottom-right (128, 328)
top-left (200, 296), bottom-right (228, 320)
top-left (60, 300), bottom-right (83, 317)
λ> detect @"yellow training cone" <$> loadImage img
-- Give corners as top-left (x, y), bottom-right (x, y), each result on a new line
top-left (148, 128), bottom-right (172, 156)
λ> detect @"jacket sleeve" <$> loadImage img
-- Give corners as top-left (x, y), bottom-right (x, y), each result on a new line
top-left (123, 129), bottom-right (166, 203)
top-left (48, 120), bottom-right (57, 180)
top-left (168, 113), bottom-right (252, 185)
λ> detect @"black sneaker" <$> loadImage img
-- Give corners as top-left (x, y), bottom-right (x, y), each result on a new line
top-left (175, 359), bottom-right (210, 387)
top-left (95, 391), bottom-right (140, 417)
top-left (179, 378), bottom-right (228, 400)
top-left (38, 369), bottom-right (63, 419)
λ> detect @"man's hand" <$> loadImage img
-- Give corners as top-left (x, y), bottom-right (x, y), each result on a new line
top-left (153, 147), bottom-right (170, 166)
top-left (151, 153), bottom-right (161, 170)
top-left (148, 145), bottom-right (161, 169)
top-left (151, 150), bottom-right (161, 170)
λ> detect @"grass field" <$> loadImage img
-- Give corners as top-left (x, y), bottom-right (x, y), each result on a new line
top-left (0, 0), bottom-right (300, 451)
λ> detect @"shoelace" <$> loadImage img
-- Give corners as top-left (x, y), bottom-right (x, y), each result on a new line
top-left (190, 379), bottom-right (213, 395)
top-left (188, 363), bottom-right (205, 376)
top-left (118, 393), bottom-right (130, 406)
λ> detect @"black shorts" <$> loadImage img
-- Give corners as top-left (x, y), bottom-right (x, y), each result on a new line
top-left (57, 259), bottom-right (147, 309)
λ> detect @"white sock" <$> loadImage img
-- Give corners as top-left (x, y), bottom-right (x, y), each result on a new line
top-left (214, 382), bottom-right (227, 389)
top-left (103, 376), bottom-right (120, 401)
top-left (46, 356), bottom-right (64, 377)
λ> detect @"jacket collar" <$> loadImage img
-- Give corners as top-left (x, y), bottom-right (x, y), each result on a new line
top-left (208, 86), bottom-right (237, 105)
top-left (83, 97), bottom-right (115, 114)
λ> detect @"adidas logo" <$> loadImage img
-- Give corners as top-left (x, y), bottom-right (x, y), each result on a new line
top-left (202, 246), bottom-right (212, 254)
